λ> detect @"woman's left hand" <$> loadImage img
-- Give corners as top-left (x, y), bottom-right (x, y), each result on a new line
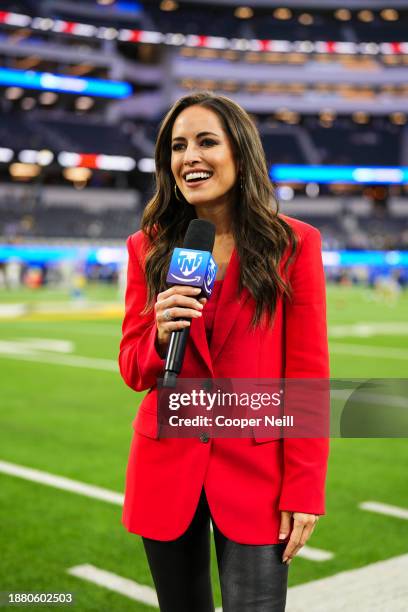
top-left (279, 511), bottom-right (319, 565)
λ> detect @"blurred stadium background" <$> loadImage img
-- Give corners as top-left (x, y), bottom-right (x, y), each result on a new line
top-left (0, 0), bottom-right (407, 610)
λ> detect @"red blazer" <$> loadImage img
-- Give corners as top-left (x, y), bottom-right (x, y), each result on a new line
top-left (119, 215), bottom-right (329, 544)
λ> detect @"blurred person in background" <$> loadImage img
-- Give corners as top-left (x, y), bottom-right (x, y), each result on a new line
top-left (119, 92), bottom-right (329, 612)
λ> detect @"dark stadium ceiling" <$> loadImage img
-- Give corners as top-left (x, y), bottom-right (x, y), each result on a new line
top-left (184, 0), bottom-right (408, 6)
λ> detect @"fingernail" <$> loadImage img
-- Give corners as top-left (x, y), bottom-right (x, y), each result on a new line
top-left (282, 557), bottom-right (287, 563)
top-left (287, 559), bottom-right (292, 565)
top-left (193, 288), bottom-right (201, 293)
top-left (279, 533), bottom-right (286, 539)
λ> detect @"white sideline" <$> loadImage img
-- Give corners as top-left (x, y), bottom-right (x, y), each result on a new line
top-left (285, 553), bottom-right (408, 611)
top-left (0, 460), bottom-right (124, 505)
top-left (330, 342), bottom-right (408, 360)
top-left (329, 322), bottom-right (408, 338)
top-left (296, 545), bottom-right (334, 561)
top-left (69, 555), bottom-right (408, 611)
top-left (0, 348), bottom-right (118, 371)
top-left (67, 565), bottom-right (159, 608)
top-left (359, 501), bottom-right (408, 520)
top-left (0, 459), bottom-right (333, 562)
top-left (68, 563), bottom-right (223, 611)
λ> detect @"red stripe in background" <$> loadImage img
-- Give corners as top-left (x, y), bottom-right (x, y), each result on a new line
top-left (62, 21), bottom-right (76, 34)
top-left (78, 154), bottom-right (98, 169)
top-left (129, 30), bottom-right (142, 42)
top-left (197, 35), bottom-right (208, 48)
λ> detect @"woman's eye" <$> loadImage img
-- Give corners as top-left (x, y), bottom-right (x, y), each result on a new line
top-left (171, 139), bottom-right (217, 151)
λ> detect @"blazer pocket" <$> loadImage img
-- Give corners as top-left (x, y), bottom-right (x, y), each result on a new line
top-left (252, 434), bottom-right (281, 444)
top-left (133, 407), bottom-right (159, 440)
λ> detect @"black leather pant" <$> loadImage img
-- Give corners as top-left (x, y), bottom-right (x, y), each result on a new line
top-left (142, 487), bottom-right (289, 612)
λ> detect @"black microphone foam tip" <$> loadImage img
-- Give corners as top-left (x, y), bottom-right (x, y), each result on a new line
top-left (183, 219), bottom-right (216, 252)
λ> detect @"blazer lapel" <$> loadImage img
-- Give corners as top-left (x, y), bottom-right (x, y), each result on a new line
top-left (189, 247), bottom-right (251, 373)
top-left (210, 248), bottom-right (250, 364)
top-left (189, 306), bottom-right (214, 376)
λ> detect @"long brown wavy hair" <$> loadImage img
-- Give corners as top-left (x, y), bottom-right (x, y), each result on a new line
top-left (141, 91), bottom-right (297, 327)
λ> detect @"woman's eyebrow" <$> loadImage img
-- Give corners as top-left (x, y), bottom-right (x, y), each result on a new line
top-left (171, 131), bottom-right (219, 142)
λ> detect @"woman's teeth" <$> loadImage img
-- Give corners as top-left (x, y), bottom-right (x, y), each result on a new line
top-left (185, 172), bottom-right (212, 182)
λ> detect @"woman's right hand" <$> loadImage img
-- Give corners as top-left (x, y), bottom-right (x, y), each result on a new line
top-left (154, 285), bottom-right (207, 353)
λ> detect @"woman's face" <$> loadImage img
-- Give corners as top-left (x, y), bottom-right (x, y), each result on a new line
top-left (170, 105), bottom-right (239, 209)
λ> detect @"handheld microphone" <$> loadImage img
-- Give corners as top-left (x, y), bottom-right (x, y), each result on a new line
top-left (163, 219), bottom-right (217, 388)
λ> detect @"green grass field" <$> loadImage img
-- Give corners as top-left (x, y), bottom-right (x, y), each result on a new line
top-left (0, 284), bottom-right (407, 610)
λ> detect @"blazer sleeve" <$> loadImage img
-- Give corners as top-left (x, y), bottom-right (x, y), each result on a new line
top-left (278, 226), bottom-right (330, 515)
top-left (119, 232), bottom-right (165, 392)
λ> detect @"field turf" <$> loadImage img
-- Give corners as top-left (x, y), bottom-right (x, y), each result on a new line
top-left (0, 284), bottom-right (407, 610)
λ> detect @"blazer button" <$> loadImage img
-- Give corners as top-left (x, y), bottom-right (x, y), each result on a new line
top-left (199, 432), bottom-right (210, 443)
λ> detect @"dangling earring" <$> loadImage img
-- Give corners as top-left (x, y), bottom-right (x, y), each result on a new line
top-left (240, 173), bottom-right (244, 191)
top-left (174, 183), bottom-right (184, 202)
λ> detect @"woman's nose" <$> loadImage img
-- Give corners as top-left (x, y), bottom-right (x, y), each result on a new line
top-left (183, 142), bottom-right (201, 163)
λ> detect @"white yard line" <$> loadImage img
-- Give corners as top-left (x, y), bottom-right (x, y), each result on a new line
top-left (359, 501), bottom-right (408, 520)
top-left (330, 342), bottom-right (408, 360)
top-left (67, 565), bottom-right (159, 608)
top-left (0, 460), bottom-right (124, 505)
top-left (286, 553), bottom-right (408, 611)
top-left (1, 460), bottom-right (333, 564)
top-left (0, 349), bottom-right (118, 371)
top-left (68, 564), bottom-right (222, 611)
top-left (69, 555), bottom-right (408, 611)
top-left (329, 322), bottom-right (408, 338)
top-left (297, 545), bottom-right (334, 561)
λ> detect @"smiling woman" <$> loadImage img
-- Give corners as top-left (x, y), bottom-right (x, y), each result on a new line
top-left (171, 108), bottom-right (238, 210)
top-left (119, 91), bottom-right (329, 612)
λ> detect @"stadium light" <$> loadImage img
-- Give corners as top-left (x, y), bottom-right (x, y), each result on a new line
top-left (334, 9), bottom-right (351, 21)
top-left (0, 68), bottom-right (132, 99)
top-left (0, 10), bottom-right (406, 58)
top-left (9, 163), bottom-right (41, 179)
top-left (63, 167), bottom-right (92, 182)
top-left (298, 13), bottom-right (313, 26)
top-left (358, 10), bottom-right (374, 23)
top-left (0, 148), bottom-right (14, 163)
top-left (160, 1), bottom-right (179, 10)
top-left (380, 9), bottom-right (399, 21)
top-left (271, 165), bottom-right (408, 185)
top-left (21, 97), bottom-right (36, 110)
top-left (58, 151), bottom-right (136, 171)
top-left (273, 8), bottom-right (292, 20)
top-left (4, 86), bottom-right (23, 100)
top-left (234, 7), bottom-right (254, 19)
top-left (19, 150), bottom-right (54, 166)
top-left (39, 92), bottom-right (58, 105)
top-left (138, 158), bottom-right (155, 173)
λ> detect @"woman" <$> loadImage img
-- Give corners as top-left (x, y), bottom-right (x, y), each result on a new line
top-left (119, 92), bottom-right (329, 612)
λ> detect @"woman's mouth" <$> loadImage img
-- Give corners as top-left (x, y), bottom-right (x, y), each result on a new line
top-left (183, 171), bottom-right (213, 187)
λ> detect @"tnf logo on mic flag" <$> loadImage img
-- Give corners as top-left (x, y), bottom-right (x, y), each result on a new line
top-left (167, 248), bottom-right (218, 298)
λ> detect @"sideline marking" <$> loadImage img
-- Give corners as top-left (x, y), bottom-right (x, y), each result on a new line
top-left (286, 553), bottom-right (408, 611)
top-left (0, 460), bottom-right (124, 505)
top-left (1, 460), bottom-right (333, 562)
top-left (69, 555), bottom-right (408, 611)
top-left (67, 565), bottom-right (159, 608)
top-left (359, 501), bottom-right (408, 520)
top-left (330, 322), bottom-right (408, 338)
top-left (0, 344), bottom-right (117, 372)
top-left (297, 545), bottom-right (333, 561)
top-left (68, 564), bottom-right (223, 611)
top-left (330, 342), bottom-right (408, 360)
